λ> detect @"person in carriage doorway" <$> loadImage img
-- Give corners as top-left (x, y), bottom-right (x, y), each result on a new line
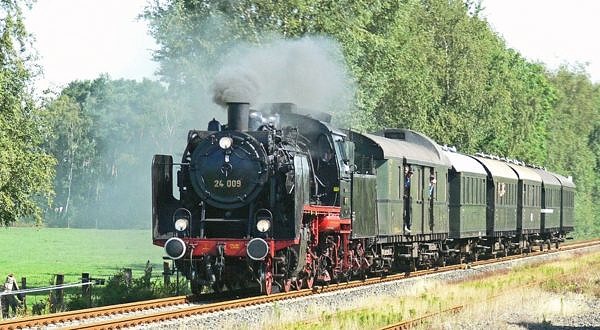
top-left (404, 165), bottom-right (414, 233)
top-left (428, 169), bottom-right (437, 230)
top-left (428, 169), bottom-right (437, 198)
top-left (1, 273), bottom-right (21, 318)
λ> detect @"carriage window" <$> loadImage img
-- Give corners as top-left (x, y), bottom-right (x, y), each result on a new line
top-left (461, 178), bottom-right (465, 204)
top-left (468, 177), bottom-right (473, 204)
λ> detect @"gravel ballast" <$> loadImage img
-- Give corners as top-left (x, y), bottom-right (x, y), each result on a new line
top-left (143, 244), bottom-right (600, 330)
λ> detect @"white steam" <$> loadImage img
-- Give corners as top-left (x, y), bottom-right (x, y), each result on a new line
top-left (211, 37), bottom-right (355, 113)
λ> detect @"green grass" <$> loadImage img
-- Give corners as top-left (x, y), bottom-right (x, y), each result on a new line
top-left (269, 251), bottom-right (600, 330)
top-left (0, 227), bottom-right (165, 288)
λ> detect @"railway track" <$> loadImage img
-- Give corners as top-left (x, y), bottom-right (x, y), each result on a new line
top-left (379, 238), bottom-right (600, 330)
top-left (2, 239), bottom-right (598, 330)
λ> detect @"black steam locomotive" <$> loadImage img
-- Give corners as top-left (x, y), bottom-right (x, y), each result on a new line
top-left (152, 102), bottom-right (574, 295)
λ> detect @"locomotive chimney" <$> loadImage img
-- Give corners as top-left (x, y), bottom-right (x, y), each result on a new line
top-left (227, 102), bottom-right (250, 131)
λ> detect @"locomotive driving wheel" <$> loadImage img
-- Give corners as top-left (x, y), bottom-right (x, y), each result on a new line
top-left (282, 278), bottom-right (292, 292)
top-left (275, 247), bottom-right (297, 293)
top-left (301, 259), bottom-right (316, 289)
top-left (293, 278), bottom-right (303, 290)
top-left (304, 276), bottom-right (314, 289)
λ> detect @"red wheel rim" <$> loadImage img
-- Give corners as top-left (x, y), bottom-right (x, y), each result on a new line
top-left (283, 279), bottom-right (292, 292)
top-left (305, 276), bottom-right (314, 289)
top-left (264, 273), bottom-right (273, 295)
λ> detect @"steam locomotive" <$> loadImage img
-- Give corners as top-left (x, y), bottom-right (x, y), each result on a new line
top-left (152, 102), bottom-right (574, 295)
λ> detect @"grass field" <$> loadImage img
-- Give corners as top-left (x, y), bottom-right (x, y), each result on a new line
top-left (0, 227), bottom-right (165, 288)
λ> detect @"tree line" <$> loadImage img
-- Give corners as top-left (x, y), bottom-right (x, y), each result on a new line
top-left (1, 0), bottom-right (599, 236)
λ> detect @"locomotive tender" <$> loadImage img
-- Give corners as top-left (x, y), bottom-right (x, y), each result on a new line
top-left (152, 102), bottom-right (574, 295)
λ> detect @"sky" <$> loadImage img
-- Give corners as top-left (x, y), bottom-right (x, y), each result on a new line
top-left (25, 0), bottom-right (158, 93)
top-left (23, 0), bottom-right (600, 95)
top-left (482, 0), bottom-right (600, 83)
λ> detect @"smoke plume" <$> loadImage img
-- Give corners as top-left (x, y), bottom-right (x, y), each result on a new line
top-left (211, 37), bottom-right (355, 113)
top-left (212, 67), bottom-right (260, 106)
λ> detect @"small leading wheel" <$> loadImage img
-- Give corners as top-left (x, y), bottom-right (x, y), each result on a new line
top-left (261, 274), bottom-right (273, 295)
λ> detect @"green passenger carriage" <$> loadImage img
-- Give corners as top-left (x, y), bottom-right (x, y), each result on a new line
top-left (553, 173), bottom-right (575, 232)
top-left (473, 156), bottom-right (519, 237)
top-left (532, 168), bottom-right (562, 234)
top-left (506, 163), bottom-right (542, 236)
top-left (444, 150), bottom-right (487, 239)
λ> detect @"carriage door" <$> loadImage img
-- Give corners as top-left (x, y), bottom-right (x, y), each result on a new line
top-left (411, 166), bottom-right (424, 234)
top-left (421, 166), bottom-right (434, 234)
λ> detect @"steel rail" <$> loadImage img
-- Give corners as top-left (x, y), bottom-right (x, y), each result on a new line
top-left (2, 239), bottom-right (598, 330)
top-left (0, 295), bottom-right (188, 329)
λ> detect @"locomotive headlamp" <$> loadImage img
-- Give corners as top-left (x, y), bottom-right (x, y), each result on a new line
top-left (174, 218), bottom-right (189, 232)
top-left (219, 136), bottom-right (233, 149)
top-left (165, 237), bottom-right (186, 260)
top-left (256, 219), bottom-right (271, 233)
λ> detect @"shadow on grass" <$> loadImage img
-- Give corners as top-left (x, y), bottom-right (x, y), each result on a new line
top-left (124, 262), bottom-right (155, 270)
top-left (513, 322), bottom-right (600, 329)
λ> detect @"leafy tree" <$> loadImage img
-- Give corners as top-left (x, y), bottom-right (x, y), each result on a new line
top-left (142, 0), bottom-right (597, 237)
top-left (0, 0), bottom-right (55, 226)
top-left (42, 93), bottom-right (97, 227)
top-left (142, 0), bottom-right (555, 162)
top-left (546, 67), bottom-right (600, 237)
top-left (44, 76), bottom-right (180, 229)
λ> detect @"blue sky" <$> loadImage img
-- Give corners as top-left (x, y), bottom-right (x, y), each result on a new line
top-left (24, 0), bottom-right (600, 94)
